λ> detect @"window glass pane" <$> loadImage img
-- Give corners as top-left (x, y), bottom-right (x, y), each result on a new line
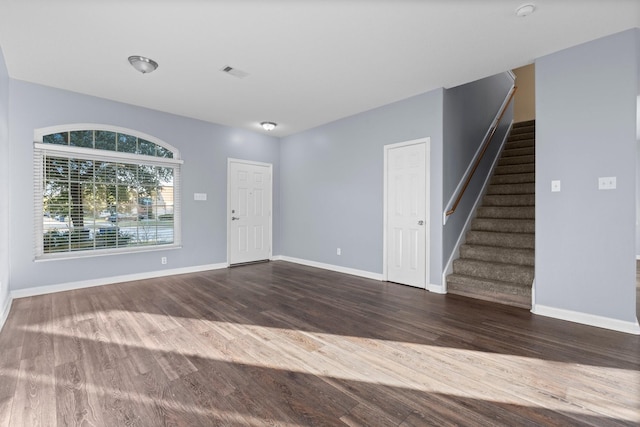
top-left (69, 159), bottom-right (94, 181)
top-left (70, 229), bottom-right (93, 251)
top-left (70, 130), bottom-right (93, 148)
top-left (138, 139), bottom-right (156, 156)
top-left (95, 161), bottom-right (116, 183)
top-left (95, 131), bottom-right (116, 151)
top-left (156, 146), bottom-right (173, 159)
top-left (117, 134), bottom-right (137, 153)
top-left (38, 128), bottom-right (178, 257)
top-left (44, 230), bottom-right (70, 253)
top-left (45, 156), bottom-right (70, 181)
top-left (43, 132), bottom-right (69, 145)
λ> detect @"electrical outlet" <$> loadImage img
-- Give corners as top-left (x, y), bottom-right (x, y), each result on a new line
top-left (161, 257), bottom-right (167, 265)
top-left (337, 248), bottom-right (341, 256)
top-left (551, 180), bottom-right (561, 192)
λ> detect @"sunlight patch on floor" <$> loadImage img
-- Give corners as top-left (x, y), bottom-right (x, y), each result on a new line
top-left (0, 368), bottom-right (302, 427)
top-left (19, 310), bottom-right (640, 423)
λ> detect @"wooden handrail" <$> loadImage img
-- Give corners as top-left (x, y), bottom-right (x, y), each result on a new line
top-left (445, 86), bottom-right (518, 218)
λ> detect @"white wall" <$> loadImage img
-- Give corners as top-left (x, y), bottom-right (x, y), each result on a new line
top-left (535, 29), bottom-right (639, 330)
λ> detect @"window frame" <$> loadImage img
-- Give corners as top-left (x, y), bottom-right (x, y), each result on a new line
top-left (33, 124), bottom-right (183, 260)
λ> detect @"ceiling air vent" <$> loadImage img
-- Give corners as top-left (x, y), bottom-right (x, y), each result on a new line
top-left (220, 65), bottom-right (249, 79)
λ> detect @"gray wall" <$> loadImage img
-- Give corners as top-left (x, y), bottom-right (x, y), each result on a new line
top-left (536, 29), bottom-right (638, 322)
top-left (279, 90), bottom-right (445, 285)
top-left (0, 47), bottom-right (10, 320)
top-left (442, 73), bottom-right (513, 267)
top-left (637, 43), bottom-right (640, 259)
top-left (8, 80), bottom-right (280, 291)
top-left (637, 138), bottom-right (640, 259)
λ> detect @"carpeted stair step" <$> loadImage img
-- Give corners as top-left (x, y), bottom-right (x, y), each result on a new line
top-left (508, 126), bottom-right (534, 134)
top-left (466, 230), bottom-right (535, 249)
top-left (508, 132), bottom-right (535, 142)
top-left (452, 259), bottom-right (534, 285)
top-left (494, 163), bottom-right (535, 175)
top-left (476, 206), bottom-right (535, 219)
top-left (447, 120), bottom-right (535, 310)
top-left (504, 139), bottom-right (535, 150)
top-left (486, 182), bottom-right (535, 195)
top-left (490, 172), bottom-right (535, 185)
top-left (460, 244), bottom-right (534, 266)
top-left (501, 146), bottom-right (535, 157)
top-left (511, 120), bottom-right (536, 133)
top-left (498, 154), bottom-right (535, 166)
top-left (483, 194), bottom-right (535, 206)
top-left (471, 217), bottom-right (535, 233)
top-left (446, 274), bottom-right (532, 309)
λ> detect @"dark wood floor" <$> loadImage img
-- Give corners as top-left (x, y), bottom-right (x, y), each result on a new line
top-left (0, 261), bottom-right (638, 426)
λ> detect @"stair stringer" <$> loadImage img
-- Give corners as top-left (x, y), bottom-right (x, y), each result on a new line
top-left (442, 121), bottom-right (514, 293)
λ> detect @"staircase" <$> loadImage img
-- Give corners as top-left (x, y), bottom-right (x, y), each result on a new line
top-left (447, 120), bottom-right (535, 309)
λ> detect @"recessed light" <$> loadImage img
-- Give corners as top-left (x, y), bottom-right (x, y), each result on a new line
top-left (516, 3), bottom-right (536, 17)
top-left (260, 122), bottom-right (277, 131)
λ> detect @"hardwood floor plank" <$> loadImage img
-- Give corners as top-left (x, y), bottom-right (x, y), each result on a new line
top-left (54, 360), bottom-right (104, 426)
top-left (0, 346), bottom-right (22, 426)
top-left (0, 260), bottom-right (638, 426)
top-left (9, 355), bottom-right (56, 427)
top-left (20, 295), bottom-right (54, 362)
top-left (0, 298), bottom-right (32, 351)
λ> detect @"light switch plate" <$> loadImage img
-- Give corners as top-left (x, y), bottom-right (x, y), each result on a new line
top-left (551, 180), bottom-right (561, 192)
top-left (194, 193), bottom-right (207, 201)
top-left (598, 177), bottom-right (616, 190)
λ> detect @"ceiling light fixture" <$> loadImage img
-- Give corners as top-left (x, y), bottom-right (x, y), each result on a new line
top-left (128, 55), bottom-right (159, 74)
top-left (515, 3), bottom-right (536, 17)
top-left (260, 122), bottom-right (277, 131)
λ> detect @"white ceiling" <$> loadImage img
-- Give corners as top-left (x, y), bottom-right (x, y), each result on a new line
top-left (0, 0), bottom-right (638, 137)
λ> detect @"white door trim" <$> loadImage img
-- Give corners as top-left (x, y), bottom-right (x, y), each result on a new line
top-left (226, 158), bottom-right (273, 266)
top-left (382, 137), bottom-right (430, 287)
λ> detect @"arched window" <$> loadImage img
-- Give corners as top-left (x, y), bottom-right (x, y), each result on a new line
top-left (33, 125), bottom-right (182, 259)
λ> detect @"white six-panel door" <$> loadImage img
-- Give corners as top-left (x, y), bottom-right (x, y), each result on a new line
top-left (384, 139), bottom-right (429, 288)
top-left (227, 159), bottom-right (272, 265)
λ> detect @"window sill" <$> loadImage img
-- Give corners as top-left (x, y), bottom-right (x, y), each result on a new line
top-left (34, 244), bottom-right (182, 262)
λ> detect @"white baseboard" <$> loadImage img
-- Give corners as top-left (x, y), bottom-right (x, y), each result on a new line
top-left (277, 256), bottom-right (383, 281)
top-left (532, 304), bottom-right (640, 335)
top-left (427, 283), bottom-right (446, 294)
top-left (0, 293), bottom-right (13, 333)
top-left (10, 263), bottom-right (228, 299)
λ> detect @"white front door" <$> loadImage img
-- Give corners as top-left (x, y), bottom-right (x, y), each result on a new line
top-left (228, 159), bottom-right (272, 265)
top-left (384, 140), bottom-right (428, 288)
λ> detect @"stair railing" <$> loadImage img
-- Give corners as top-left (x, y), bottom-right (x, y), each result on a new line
top-left (444, 86), bottom-right (517, 223)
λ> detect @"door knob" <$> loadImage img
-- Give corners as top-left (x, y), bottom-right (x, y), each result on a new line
top-left (232, 216), bottom-right (240, 221)
top-left (418, 220), bottom-right (424, 225)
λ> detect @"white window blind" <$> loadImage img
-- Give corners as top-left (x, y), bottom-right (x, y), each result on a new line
top-left (33, 126), bottom-right (182, 260)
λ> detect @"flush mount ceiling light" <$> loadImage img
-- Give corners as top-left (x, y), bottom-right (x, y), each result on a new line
top-left (260, 122), bottom-right (277, 131)
top-left (128, 55), bottom-right (159, 74)
top-left (515, 3), bottom-right (536, 17)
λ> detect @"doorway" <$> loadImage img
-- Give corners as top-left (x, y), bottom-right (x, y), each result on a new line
top-left (383, 138), bottom-right (430, 288)
top-left (227, 158), bottom-right (273, 265)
